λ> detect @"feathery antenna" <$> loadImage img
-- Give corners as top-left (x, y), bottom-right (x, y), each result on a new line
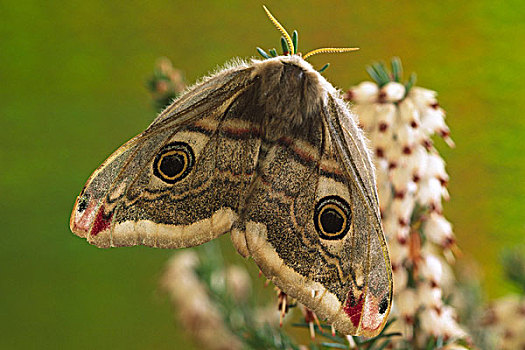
top-left (303, 47), bottom-right (359, 59)
top-left (263, 6), bottom-right (295, 55)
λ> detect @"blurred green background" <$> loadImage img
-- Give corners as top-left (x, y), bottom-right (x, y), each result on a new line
top-left (1, 0), bottom-right (523, 348)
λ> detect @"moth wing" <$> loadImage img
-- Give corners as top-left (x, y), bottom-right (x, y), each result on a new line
top-left (237, 94), bottom-right (392, 337)
top-left (70, 64), bottom-right (261, 248)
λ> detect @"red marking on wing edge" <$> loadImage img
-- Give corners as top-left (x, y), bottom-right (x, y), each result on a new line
top-left (343, 290), bottom-right (365, 328)
top-left (91, 205), bottom-right (113, 236)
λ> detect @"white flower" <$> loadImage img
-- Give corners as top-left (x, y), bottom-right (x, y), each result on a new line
top-left (417, 282), bottom-right (443, 308)
top-left (405, 146), bottom-right (428, 182)
top-left (395, 123), bottom-right (418, 155)
top-left (397, 288), bottom-right (419, 320)
top-left (388, 238), bottom-right (410, 263)
top-left (391, 165), bottom-right (415, 194)
top-left (374, 103), bottom-right (397, 132)
top-left (423, 213), bottom-right (455, 248)
top-left (419, 307), bottom-right (441, 336)
top-left (420, 106), bottom-right (447, 136)
top-left (424, 152), bottom-right (448, 185)
top-left (351, 104), bottom-right (376, 130)
top-left (398, 97), bottom-right (421, 127)
top-left (392, 194), bottom-right (416, 226)
top-left (420, 254), bottom-right (443, 286)
top-left (416, 177), bottom-right (443, 210)
top-left (393, 264), bottom-right (408, 294)
top-left (409, 86), bottom-right (438, 110)
top-left (439, 306), bottom-right (468, 339)
top-left (347, 81), bottom-right (379, 103)
top-left (380, 82), bottom-right (406, 102)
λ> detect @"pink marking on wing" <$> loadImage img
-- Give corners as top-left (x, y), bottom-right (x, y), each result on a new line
top-left (343, 290), bottom-right (365, 328)
top-left (76, 201), bottom-right (97, 231)
top-left (361, 294), bottom-right (383, 332)
top-left (91, 205), bottom-right (113, 236)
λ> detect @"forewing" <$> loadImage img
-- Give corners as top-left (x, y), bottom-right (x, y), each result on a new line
top-left (70, 64), bottom-right (260, 248)
top-left (239, 95), bottom-right (392, 337)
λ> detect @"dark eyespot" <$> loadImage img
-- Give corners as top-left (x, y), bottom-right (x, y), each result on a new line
top-left (314, 195), bottom-right (351, 240)
top-left (153, 142), bottom-right (194, 184)
top-left (379, 296), bottom-right (389, 314)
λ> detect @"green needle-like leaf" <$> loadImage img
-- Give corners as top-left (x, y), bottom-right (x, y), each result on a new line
top-left (319, 63), bottom-right (330, 73)
top-left (292, 30), bottom-right (298, 53)
top-left (257, 47), bottom-right (271, 59)
top-left (281, 36), bottom-right (290, 55)
top-left (391, 57), bottom-right (403, 82)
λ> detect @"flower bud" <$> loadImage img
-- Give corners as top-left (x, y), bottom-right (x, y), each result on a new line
top-left (423, 213), bottom-right (455, 248)
top-left (374, 103), bottom-right (397, 132)
top-left (409, 86), bottom-right (438, 110)
top-left (398, 97), bottom-right (421, 127)
top-left (346, 81), bottom-right (379, 103)
top-left (380, 82), bottom-right (406, 102)
top-left (351, 104), bottom-right (376, 130)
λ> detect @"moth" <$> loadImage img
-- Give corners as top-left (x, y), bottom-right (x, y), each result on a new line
top-left (70, 7), bottom-right (392, 337)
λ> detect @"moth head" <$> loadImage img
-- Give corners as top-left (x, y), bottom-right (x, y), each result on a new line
top-left (260, 6), bottom-right (359, 73)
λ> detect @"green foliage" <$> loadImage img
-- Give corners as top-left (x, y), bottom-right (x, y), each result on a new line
top-left (366, 57), bottom-right (416, 95)
top-left (501, 247), bottom-right (525, 293)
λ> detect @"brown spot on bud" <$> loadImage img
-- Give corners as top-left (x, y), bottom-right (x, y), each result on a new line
top-left (378, 123), bottom-right (388, 132)
top-left (440, 129), bottom-right (450, 138)
top-left (398, 218), bottom-right (409, 227)
top-left (430, 102), bottom-right (439, 109)
top-left (518, 304), bottom-right (525, 316)
top-left (397, 234), bottom-right (407, 245)
top-left (402, 146), bottom-right (412, 155)
top-left (444, 237), bottom-right (456, 248)
top-left (438, 177), bottom-right (448, 186)
top-left (410, 121), bottom-right (419, 128)
top-left (403, 315), bottom-right (414, 325)
top-left (376, 148), bottom-right (384, 158)
top-left (432, 305), bottom-right (442, 316)
top-left (378, 91), bottom-right (387, 103)
top-left (412, 174), bottom-right (421, 183)
top-left (481, 308), bottom-right (498, 326)
top-left (343, 90), bottom-right (354, 101)
top-left (389, 162), bottom-right (397, 170)
top-left (430, 280), bottom-right (438, 288)
top-left (394, 191), bottom-right (405, 200)
top-left (422, 139), bottom-right (433, 150)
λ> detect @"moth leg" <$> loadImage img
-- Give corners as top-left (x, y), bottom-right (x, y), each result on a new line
top-left (230, 222), bottom-right (250, 258)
